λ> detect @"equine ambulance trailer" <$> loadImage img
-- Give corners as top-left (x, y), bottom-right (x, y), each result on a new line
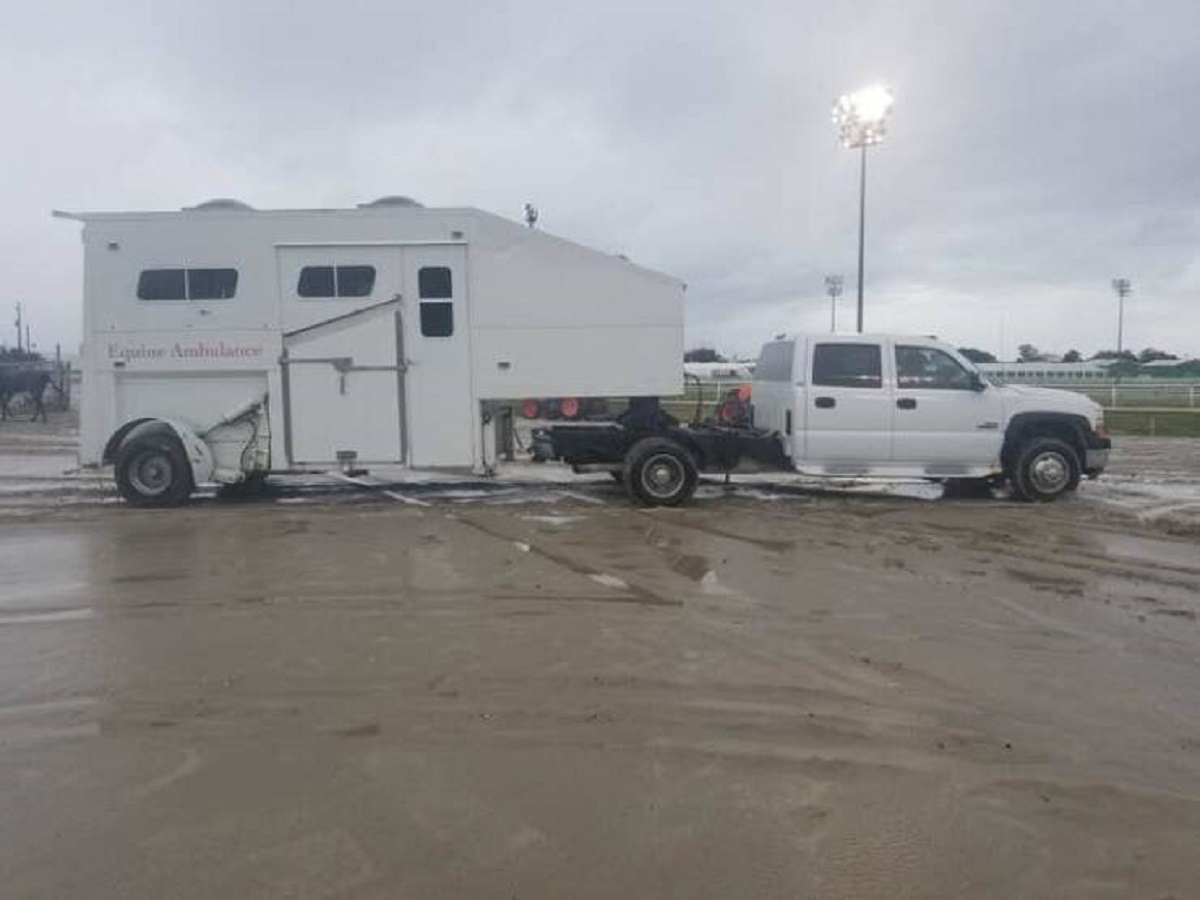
top-left (57, 199), bottom-right (683, 505)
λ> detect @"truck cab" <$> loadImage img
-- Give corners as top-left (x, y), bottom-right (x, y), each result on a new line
top-left (752, 334), bottom-right (1110, 501)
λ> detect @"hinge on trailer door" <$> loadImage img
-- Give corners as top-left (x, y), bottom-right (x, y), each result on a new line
top-left (332, 357), bottom-right (353, 395)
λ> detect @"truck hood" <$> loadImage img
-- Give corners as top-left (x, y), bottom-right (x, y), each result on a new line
top-left (995, 383), bottom-right (1103, 421)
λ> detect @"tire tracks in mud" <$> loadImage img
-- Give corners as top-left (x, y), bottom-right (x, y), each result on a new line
top-left (449, 513), bottom-right (683, 608)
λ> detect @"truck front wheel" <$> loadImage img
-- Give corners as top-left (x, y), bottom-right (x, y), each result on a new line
top-left (114, 432), bottom-right (194, 507)
top-left (623, 438), bottom-right (698, 507)
top-left (1008, 437), bottom-right (1081, 503)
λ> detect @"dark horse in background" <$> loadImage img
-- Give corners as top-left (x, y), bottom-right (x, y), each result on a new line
top-left (0, 367), bottom-right (51, 422)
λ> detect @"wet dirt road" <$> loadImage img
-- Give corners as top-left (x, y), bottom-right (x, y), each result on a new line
top-left (3, 482), bottom-right (1200, 898)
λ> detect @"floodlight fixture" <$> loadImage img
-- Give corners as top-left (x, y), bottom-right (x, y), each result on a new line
top-left (824, 275), bottom-right (844, 332)
top-left (832, 85), bottom-right (894, 149)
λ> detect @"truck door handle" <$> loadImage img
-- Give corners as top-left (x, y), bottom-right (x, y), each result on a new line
top-left (815, 397), bottom-right (836, 409)
top-left (897, 398), bottom-right (917, 410)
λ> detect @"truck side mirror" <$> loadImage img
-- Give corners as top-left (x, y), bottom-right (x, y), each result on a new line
top-left (970, 373), bottom-right (987, 392)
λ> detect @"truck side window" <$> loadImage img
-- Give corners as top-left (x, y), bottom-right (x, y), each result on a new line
top-left (896, 346), bottom-right (974, 390)
top-left (418, 267), bottom-right (453, 337)
top-left (812, 343), bottom-right (882, 388)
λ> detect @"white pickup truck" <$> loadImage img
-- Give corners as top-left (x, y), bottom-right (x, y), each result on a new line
top-left (537, 333), bottom-right (1111, 505)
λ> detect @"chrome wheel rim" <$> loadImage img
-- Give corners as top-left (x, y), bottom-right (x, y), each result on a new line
top-left (1029, 451), bottom-right (1069, 494)
top-left (130, 451), bottom-right (173, 496)
top-left (641, 453), bottom-right (685, 499)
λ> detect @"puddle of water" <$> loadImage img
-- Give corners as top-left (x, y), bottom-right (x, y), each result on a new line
top-left (669, 553), bottom-right (710, 581)
top-left (588, 573), bottom-right (629, 590)
top-left (520, 514), bottom-right (588, 526)
top-left (0, 607), bottom-right (95, 626)
top-left (0, 696), bottom-right (98, 717)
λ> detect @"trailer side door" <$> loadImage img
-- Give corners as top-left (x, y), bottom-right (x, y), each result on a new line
top-left (401, 245), bottom-right (474, 468)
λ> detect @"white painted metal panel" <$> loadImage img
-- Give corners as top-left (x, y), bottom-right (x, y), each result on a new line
top-left (472, 326), bottom-right (682, 399)
top-left (402, 245), bottom-right (475, 468)
top-left (284, 305), bottom-right (403, 465)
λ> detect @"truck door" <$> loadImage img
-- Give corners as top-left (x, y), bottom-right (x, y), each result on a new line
top-left (401, 246), bottom-right (474, 468)
top-left (891, 343), bottom-right (1005, 469)
top-left (803, 340), bottom-right (892, 467)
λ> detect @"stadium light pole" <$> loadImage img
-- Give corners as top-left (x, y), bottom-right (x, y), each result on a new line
top-left (1111, 278), bottom-right (1131, 355)
top-left (824, 275), bottom-right (843, 332)
top-left (832, 85), bottom-right (894, 333)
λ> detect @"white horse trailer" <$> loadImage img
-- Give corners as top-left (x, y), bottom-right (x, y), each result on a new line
top-left (56, 198), bottom-right (684, 505)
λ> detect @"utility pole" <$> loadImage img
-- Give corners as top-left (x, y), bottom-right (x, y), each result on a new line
top-left (14, 301), bottom-right (23, 353)
top-left (1111, 278), bottom-right (1131, 355)
top-left (824, 275), bottom-right (844, 332)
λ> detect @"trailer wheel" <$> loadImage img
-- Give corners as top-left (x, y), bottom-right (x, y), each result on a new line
top-left (114, 432), bottom-right (194, 508)
top-left (1008, 437), bottom-right (1081, 503)
top-left (521, 399), bottom-right (540, 419)
top-left (560, 397), bottom-right (581, 420)
top-left (623, 438), bottom-right (698, 507)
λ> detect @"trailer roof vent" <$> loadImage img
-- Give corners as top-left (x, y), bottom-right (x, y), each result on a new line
top-left (358, 195), bottom-right (424, 209)
top-left (185, 198), bottom-right (255, 212)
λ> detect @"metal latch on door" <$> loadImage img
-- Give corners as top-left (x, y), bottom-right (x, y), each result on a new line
top-left (281, 355), bottom-right (409, 395)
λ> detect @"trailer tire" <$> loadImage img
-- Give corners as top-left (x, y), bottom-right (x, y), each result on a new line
top-left (623, 438), bottom-right (698, 507)
top-left (1008, 436), bottom-right (1081, 503)
top-left (114, 431), bottom-right (194, 508)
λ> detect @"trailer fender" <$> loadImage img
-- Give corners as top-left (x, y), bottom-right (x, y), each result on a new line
top-left (107, 418), bottom-right (216, 485)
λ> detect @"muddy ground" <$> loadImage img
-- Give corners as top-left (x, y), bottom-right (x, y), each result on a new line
top-left (2, 412), bottom-right (1199, 898)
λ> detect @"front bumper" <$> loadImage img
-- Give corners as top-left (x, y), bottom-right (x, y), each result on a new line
top-left (1083, 433), bottom-right (1112, 477)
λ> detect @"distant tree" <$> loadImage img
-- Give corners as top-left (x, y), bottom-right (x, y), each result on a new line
top-left (1137, 348), bottom-right (1178, 364)
top-left (957, 347), bottom-right (997, 364)
top-left (0, 346), bottom-right (42, 363)
top-left (1017, 343), bottom-right (1048, 363)
top-left (683, 347), bottom-right (726, 363)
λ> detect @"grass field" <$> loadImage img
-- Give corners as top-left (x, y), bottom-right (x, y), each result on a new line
top-left (1105, 408), bottom-right (1200, 437)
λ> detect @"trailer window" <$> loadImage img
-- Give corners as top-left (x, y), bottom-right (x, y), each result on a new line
top-left (187, 268), bottom-right (238, 300)
top-left (298, 266), bottom-right (336, 297)
top-left (297, 265), bottom-right (376, 298)
top-left (138, 269), bottom-right (186, 301)
top-left (336, 266), bottom-right (375, 297)
top-left (420, 302), bottom-right (454, 337)
top-left (138, 268), bottom-right (237, 301)
top-left (418, 267), bottom-right (453, 299)
top-left (812, 343), bottom-right (882, 389)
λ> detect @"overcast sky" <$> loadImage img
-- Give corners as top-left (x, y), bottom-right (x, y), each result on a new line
top-left (4, 0), bottom-right (1198, 360)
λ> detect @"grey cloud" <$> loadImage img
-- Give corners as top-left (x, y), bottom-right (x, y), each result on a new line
top-left (3, 0), bottom-right (1199, 360)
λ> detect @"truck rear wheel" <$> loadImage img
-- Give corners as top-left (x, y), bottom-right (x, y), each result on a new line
top-left (114, 432), bottom-right (194, 507)
top-left (623, 438), bottom-right (698, 507)
top-left (1008, 437), bottom-right (1081, 503)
